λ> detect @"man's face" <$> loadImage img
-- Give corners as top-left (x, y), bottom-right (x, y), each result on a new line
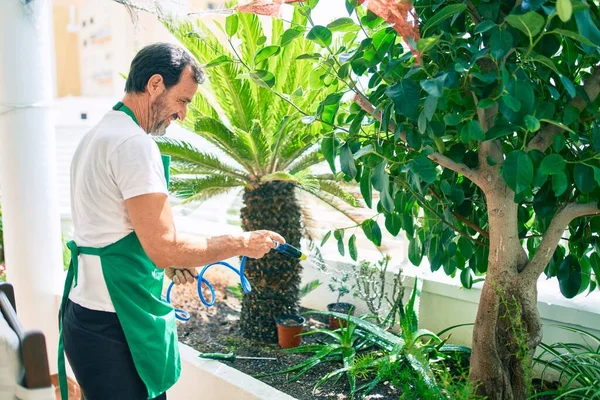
top-left (148, 66), bottom-right (198, 136)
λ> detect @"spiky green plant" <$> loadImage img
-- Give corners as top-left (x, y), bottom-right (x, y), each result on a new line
top-left (161, 12), bottom-right (361, 341)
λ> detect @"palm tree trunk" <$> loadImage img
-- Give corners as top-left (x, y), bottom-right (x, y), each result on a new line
top-left (239, 181), bottom-right (303, 342)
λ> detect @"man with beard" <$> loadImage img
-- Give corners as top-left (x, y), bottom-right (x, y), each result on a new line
top-left (57, 43), bottom-right (285, 400)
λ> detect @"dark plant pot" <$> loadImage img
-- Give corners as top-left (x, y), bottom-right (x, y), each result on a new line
top-left (327, 302), bottom-right (355, 330)
top-left (276, 314), bottom-right (305, 349)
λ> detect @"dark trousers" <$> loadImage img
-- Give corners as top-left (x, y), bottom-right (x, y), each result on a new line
top-left (62, 300), bottom-right (167, 400)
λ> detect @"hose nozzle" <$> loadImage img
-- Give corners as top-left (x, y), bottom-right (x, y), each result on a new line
top-left (273, 241), bottom-right (307, 260)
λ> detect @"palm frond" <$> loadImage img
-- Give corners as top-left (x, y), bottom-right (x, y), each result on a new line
top-left (289, 148), bottom-right (325, 174)
top-left (316, 180), bottom-right (361, 207)
top-left (300, 186), bottom-right (364, 225)
top-left (261, 171), bottom-right (300, 184)
top-left (193, 117), bottom-right (256, 172)
top-left (248, 120), bottom-right (271, 173)
top-left (156, 137), bottom-right (249, 181)
top-left (186, 90), bottom-right (219, 120)
top-left (170, 175), bottom-right (243, 203)
top-left (164, 19), bottom-right (257, 131)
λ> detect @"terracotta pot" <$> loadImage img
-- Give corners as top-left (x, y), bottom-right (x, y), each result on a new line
top-left (327, 302), bottom-right (355, 330)
top-left (276, 314), bottom-right (305, 349)
top-left (50, 373), bottom-right (81, 400)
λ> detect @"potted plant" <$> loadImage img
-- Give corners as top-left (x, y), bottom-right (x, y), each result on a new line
top-left (275, 314), bottom-right (305, 349)
top-left (326, 272), bottom-right (356, 330)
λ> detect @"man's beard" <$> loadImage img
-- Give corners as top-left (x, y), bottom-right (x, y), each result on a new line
top-left (149, 92), bottom-right (170, 137)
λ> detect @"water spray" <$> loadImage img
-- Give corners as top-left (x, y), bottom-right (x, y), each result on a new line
top-left (166, 241), bottom-right (306, 321)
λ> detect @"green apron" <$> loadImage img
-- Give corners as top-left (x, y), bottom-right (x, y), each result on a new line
top-left (57, 103), bottom-right (179, 399)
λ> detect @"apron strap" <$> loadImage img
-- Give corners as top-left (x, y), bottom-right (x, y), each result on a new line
top-left (57, 241), bottom-right (102, 400)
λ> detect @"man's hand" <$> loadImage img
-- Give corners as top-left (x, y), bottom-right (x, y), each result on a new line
top-left (240, 230), bottom-right (286, 259)
top-left (166, 267), bottom-right (198, 285)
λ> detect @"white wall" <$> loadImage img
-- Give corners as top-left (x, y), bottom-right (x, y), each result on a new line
top-left (300, 257), bottom-right (600, 351)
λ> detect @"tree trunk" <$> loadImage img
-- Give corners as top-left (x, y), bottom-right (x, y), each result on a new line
top-left (239, 181), bottom-right (303, 342)
top-left (469, 185), bottom-right (543, 399)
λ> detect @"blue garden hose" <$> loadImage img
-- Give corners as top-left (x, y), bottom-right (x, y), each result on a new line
top-left (166, 241), bottom-right (305, 322)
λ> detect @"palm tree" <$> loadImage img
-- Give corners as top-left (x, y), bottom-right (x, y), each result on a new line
top-left (161, 12), bottom-right (361, 341)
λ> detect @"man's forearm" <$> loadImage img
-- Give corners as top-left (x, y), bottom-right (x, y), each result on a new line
top-left (152, 232), bottom-right (245, 269)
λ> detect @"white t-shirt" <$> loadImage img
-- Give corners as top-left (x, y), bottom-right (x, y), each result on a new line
top-left (68, 110), bottom-right (168, 312)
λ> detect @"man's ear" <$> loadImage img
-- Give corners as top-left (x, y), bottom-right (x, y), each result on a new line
top-left (147, 74), bottom-right (165, 98)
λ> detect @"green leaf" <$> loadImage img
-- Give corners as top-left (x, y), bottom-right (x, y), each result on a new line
top-left (444, 113), bottom-right (462, 126)
top-left (423, 4), bottom-right (467, 35)
top-left (574, 164), bottom-right (597, 193)
top-left (478, 98), bottom-right (496, 109)
top-left (385, 213), bottom-right (402, 236)
top-left (408, 236), bottom-right (423, 266)
top-left (360, 169), bottom-right (372, 208)
top-left (339, 144), bottom-right (357, 179)
top-left (553, 135), bottom-right (566, 152)
top-left (371, 221), bottom-right (382, 246)
top-left (531, 54), bottom-right (560, 75)
top-left (205, 55), bottom-right (232, 68)
top-left (420, 76), bottom-right (445, 98)
top-left (249, 70), bottom-right (275, 88)
top-left (460, 268), bottom-right (473, 289)
top-left (417, 36), bottom-right (440, 53)
top-left (458, 237), bottom-right (474, 259)
top-left (321, 136), bottom-right (339, 173)
top-left (502, 150), bottom-right (534, 193)
top-left (475, 20), bottom-right (496, 34)
top-left (559, 74), bottom-right (577, 98)
top-left (557, 0), bottom-right (573, 22)
top-left (551, 29), bottom-right (598, 47)
top-left (327, 17), bottom-right (359, 32)
top-left (575, 9), bottom-right (600, 52)
top-left (348, 234), bottom-right (357, 261)
top-left (307, 25), bottom-right (333, 47)
top-left (594, 167), bottom-right (600, 187)
top-left (337, 235), bottom-right (345, 256)
top-left (502, 94), bottom-right (522, 112)
top-left (505, 12), bottom-right (545, 39)
top-left (552, 171), bottom-right (568, 196)
top-left (296, 53), bottom-right (322, 60)
top-left (525, 115), bottom-right (540, 132)
top-left (321, 231), bottom-right (332, 246)
top-left (578, 256), bottom-right (592, 294)
top-left (590, 253), bottom-right (600, 286)
top-left (317, 92), bottom-right (344, 125)
top-left (539, 119), bottom-right (575, 134)
top-left (463, 120), bottom-right (485, 142)
top-left (254, 45), bottom-right (280, 65)
top-left (490, 29), bottom-right (513, 59)
top-left (386, 79), bottom-right (421, 119)
top-left (424, 95), bottom-right (438, 121)
top-left (539, 154), bottom-right (566, 175)
top-left (380, 184), bottom-right (395, 214)
top-left (225, 14), bottom-right (239, 37)
top-left (371, 161), bottom-right (387, 192)
top-left (409, 156), bottom-right (437, 184)
top-left (558, 255), bottom-right (581, 298)
top-left (281, 28), bottom-right (304, 47)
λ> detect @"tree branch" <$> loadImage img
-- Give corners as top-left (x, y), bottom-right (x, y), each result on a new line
top-left (429, 188), bottom-right (490, 238)
top-left (523, 202), bottom-right (600, 280)
top-left (472, 92), bottom-right (503, 169)
top-left (354, 93), bottom-right (485, 187)
top-left (526, 66), bottom-right (600, 152)
top-left (466, 0), bottom-right (483, 24)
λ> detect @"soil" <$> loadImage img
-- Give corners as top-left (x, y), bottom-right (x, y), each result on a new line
top-left (170, 274), bottom-right (562, 400)
top-left (277, 316), bottom-right (304, 327)
top-left (171, 277), bottom-right (399, 399)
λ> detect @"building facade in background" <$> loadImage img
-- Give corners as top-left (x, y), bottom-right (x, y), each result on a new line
top-left (53, 0), bottom-right (227, 97)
